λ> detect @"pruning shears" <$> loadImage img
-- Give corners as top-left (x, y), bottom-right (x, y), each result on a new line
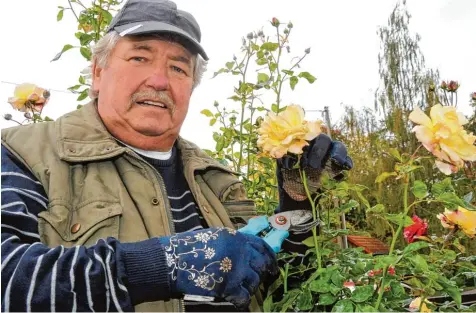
top-left (183, 210), bottom-right (319, 303)
top-left (238, 210), bottom-right (320, 253)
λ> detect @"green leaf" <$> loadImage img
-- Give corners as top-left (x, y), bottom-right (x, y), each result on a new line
top-left (261, 42), bottom-right (279, 51)
top-left (296, 289), bottom-right (313, 311)
top-left (437, 278), bottom-right (461, 308)
top-left (278, 289), bottom-right (300, 312)
top-left (384, 213), bottom-right (413, 227)
top-left (351, 285), bottom-right (374, 303)
top-left (302, 236), bottom-right (315, 247)
top-left (76, 89), bottom-right (89, 101)
top-left (367, 204), bottom-right (385, 214)
top-left (403, 241), bottom-right (430, 255)
top-left (388, 148), bottom-right (402, 161)
top-left (318, 293), bottom-right (337, 306)
top-left (329, 283), bottom-right (343, 296)
top-left (332, 299), bottom-right (354, 312)
top-left (374, 255), bottom-right (398, 269)
top-left (440, 249), bottom-right (457, 262)
top-left (251, 43), bottom-right (260, 51)
top-left (101, 9), bottom-right (113, 24)
top-left (355, 191), bottom-right (370, 209)
top-left (269, 62), bottom-right (278, 72)
top-left (212, 68), bottom-right (228, 78)
top-left (215, 136), bottom-right (225, 152)
top-left (289, 76), bottom-right (299, 90)
top-left (257, 73), bottom-right (270, 83)
top-left (263, 294), bottom-right (273, 312)
top-left (209, 118), bottom-right (217, 126)
top-left (390, 281), bottom-right (406, 298)
top-left (309, 279), bottom-right (331, 293)
top-left (282, 69), bottom-right (294, 76)
top-left (331, 271), bottom-right (345, 288)
top-left (79, 33), bottom-right (93, 46)
top-left (79, 75), bottom-right (86, 85)
top-left (298, 71), bottom-right (316, 83)
top-left (68, 84), bottom-right (82, 91)
top-left (44, 116), bottom-right (54, 122)
top-left (339, 200), bottom-right (360, 213)
top-left (437, 192), bottom-right (466, 209)
top-left (410, 254), bottom-right (428, 273)
top-left (411, 180), bottom-right (428, 199)
top-left (256, 58), bottom-right (267, 65)
top-left (200, 109), bottom-right (213, 117)
top-left (228, 95), bottom-right (241, 102)
top-left (80, 47), bottom-right (92, 61)
top-left (57, 9), bottom-right (64, 21)
top-left (225, 62), bottom-right (234, 70)
top-left (375, 172), bottom-right (397, 184)
top-left (76, 104), bottom-right (83, 110)
top-left (356, 304), bottom-right (378, 312)
top-left (271, 103), bottom-right (279, 113)
top-left (431, 178), bottom-right (454, 196)
top-left (453, 238), bottom-right (465, 253)
top-left (51, 44), bottom-right (74, 62)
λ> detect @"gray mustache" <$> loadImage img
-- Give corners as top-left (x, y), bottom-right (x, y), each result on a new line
top-left (131, 91), bottom-right (175, 114)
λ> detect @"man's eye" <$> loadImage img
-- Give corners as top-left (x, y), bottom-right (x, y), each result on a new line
top-left (130, 57), bottom-right (146, 62)
top-left (172, 66), bottom-right (186, 74)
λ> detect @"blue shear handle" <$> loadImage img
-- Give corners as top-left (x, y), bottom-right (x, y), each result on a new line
top-left (238, 216), bottom-right (269, 236)
top-left (263, 229), bottom-right (289, 253)
top-left (238, 216), bottom-right (289, 253)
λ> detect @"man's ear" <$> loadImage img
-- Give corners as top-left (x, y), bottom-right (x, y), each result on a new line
top-left (91, 60), bottom-right (103, 94)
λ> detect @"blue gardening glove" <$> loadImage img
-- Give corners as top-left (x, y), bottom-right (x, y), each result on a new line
top-left (158, 227), bottom-right (278, 311)
top-left (276, 134), bottom-right (353, 211)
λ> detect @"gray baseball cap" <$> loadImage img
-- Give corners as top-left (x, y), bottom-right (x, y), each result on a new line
top-left (107, 0), bottom-right (208, 60)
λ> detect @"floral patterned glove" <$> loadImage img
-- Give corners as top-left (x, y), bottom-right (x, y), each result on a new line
top-left (158, 227), bottom-right (278, 310)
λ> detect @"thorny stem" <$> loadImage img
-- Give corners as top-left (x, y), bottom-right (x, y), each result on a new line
top-left (441, 227), bottom-right (457, 251)
top-left (375, 178), bottom-right (410, 310)
top-left (283, 263), bottom-right (289, 293)
top-left (301, 169), bottom-right (322, 270)
top-left (246, 103), bottom-right (255, 180)
top-left (237, 41), bottom-right (254, 172)
top-left (410, 144), bottom-right (422, 160)
top-left (67, 0), bottom-right (80, 23)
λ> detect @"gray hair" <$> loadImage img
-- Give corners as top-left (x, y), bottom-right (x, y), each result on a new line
top-left (89, 31), bottom-right (207, 100)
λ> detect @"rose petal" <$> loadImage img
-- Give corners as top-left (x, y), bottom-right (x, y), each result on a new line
top-left (435, 160), bottom-right (454, 175)
top-left (287, 140), bottom-right (308, 155)
top-left (409, 107), bottom-right (432, 128)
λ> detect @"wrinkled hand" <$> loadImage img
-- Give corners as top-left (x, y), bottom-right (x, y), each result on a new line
top-left (276, 134), bottom-right (353, 206)
top-left (158, 227), bottom-right (278, 310)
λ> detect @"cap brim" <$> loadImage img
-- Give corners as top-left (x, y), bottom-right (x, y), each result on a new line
top-left (113, 21), bottom-right (209, 61)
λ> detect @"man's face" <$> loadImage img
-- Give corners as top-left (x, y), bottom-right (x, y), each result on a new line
top-left (92, 36), bottom-right (194, 150)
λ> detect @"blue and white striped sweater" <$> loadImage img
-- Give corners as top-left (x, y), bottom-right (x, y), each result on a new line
top-left (0, 145), bottom-right (175, 311)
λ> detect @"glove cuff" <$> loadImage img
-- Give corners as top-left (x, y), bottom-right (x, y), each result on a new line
top-left (120, 238), bottom-right (171, 305)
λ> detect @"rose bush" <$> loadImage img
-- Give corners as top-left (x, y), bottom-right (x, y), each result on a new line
top-left (4, 2), bottom-right (475, 311)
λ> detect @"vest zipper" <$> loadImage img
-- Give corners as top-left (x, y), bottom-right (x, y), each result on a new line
top-left (125, 151), bottom-right (185, 313)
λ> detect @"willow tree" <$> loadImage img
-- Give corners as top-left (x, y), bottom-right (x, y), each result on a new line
top-left (375, 0), bottom-right (439, 152)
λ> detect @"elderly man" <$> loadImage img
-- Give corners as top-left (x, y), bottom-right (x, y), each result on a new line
top-left (1, 0), bottom-right (352, 312)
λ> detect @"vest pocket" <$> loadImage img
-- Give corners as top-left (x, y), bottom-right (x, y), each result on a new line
top-left (223, 200), bottom-right (257, 229)
top-left (38, 201), bottom-right (123, 248)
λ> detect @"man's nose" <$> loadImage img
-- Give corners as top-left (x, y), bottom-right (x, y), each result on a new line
top-left (144, 68), bottom-right (169, 90)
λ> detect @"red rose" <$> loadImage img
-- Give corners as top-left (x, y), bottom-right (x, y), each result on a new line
top-left (403, 215), bottom-right (428, 243)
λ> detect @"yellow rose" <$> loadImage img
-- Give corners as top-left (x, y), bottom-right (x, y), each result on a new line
top-left (409, 104), bottom-right (476, 174)
top-left (409, 297), bottom-right (432, 312)
top-left (7, 83), bottom-right (49, 113)
top-left (437, 207), bottom-right (476, 238)
top-left (257, 105), bottom-right (322, 158)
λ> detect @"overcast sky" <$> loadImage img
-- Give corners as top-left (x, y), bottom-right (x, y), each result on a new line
top-left (1, 0), bottom-right (475, 150)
